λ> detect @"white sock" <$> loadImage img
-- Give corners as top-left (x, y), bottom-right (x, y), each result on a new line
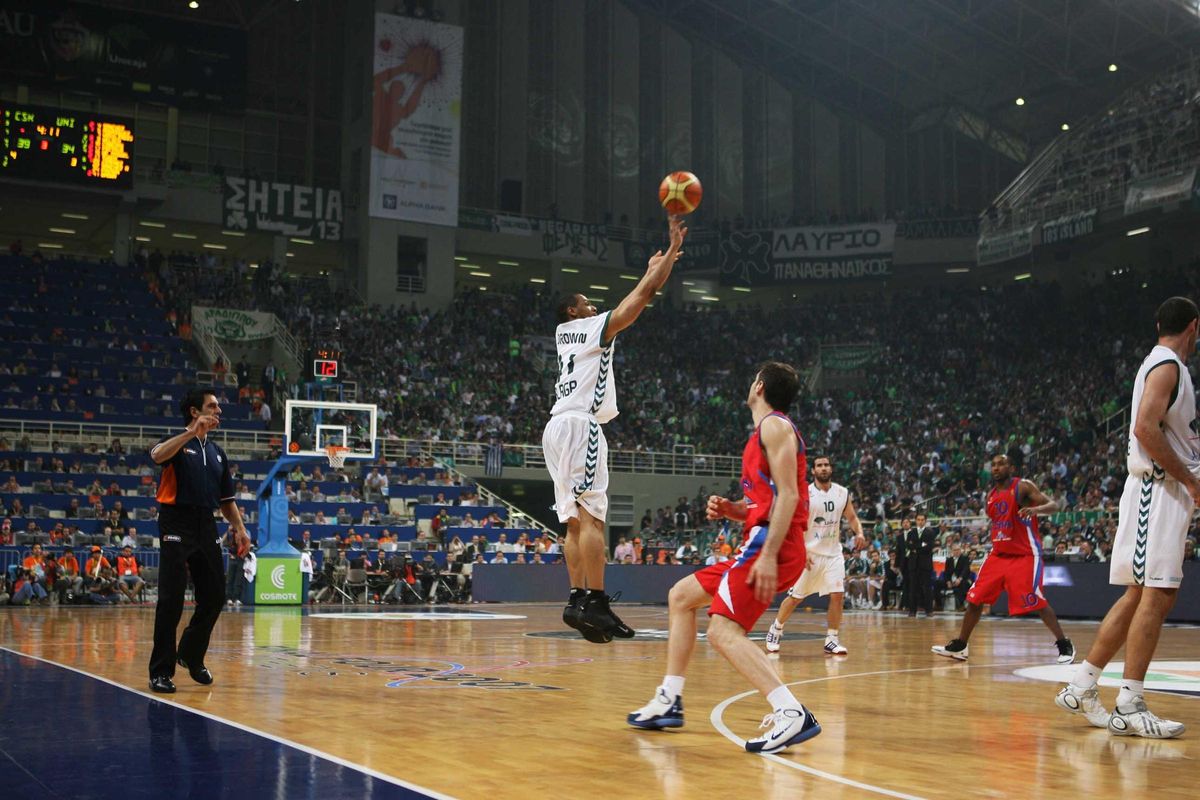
top-left (767, 685), bottom-right (800, 711)
top-left (770, 619), bottom-right (783, 629)
top-left (1071, 660), bottom-right (1102, 691)
top-left (1116, 679), bottom-right (1144, 708)
top-left (662, 675), bottom-right (685, 699)
top-left (826, 628), bottom-right (839, 639)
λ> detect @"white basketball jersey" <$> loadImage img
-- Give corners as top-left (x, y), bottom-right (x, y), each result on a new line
top-left (1127, 344), bottom-right (1198, 478)
top-left (549, 311), bottom-right (619, 423)
top-left (807, 481), bottom-right (849, 557)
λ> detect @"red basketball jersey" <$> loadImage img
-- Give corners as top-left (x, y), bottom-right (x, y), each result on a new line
top-left (738, 411), bottom-right (808, 545)
top-left (986, 476), bottom-right (1040, 556)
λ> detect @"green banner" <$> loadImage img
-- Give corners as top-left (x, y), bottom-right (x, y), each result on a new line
top-left (820, 344), bottom-right (882, 371)
top-left (254, 557), bottom-right (303, 605)
top-left (192, 305), bottom-right (276, 341)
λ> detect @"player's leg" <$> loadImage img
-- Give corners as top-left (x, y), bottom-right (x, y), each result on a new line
top-left (934, 555), bottom-right (1003, 660)
top-left (765, 588), bottom-right (805, 653)
top-left (707, 615), bottom-right (821, 753)
top-left (824, 592), bottom-right (847, 654)
top-left (1036, 604), bottom-right (1073, 660)
top-left (1055, 586), bottom-right (1139, 726)
top-left (931, 600), bottom-right (983, 661)
top-left (627, 574), bottom-right (711, 729)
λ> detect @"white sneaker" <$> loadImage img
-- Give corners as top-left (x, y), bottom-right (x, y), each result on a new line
top-left (745, 705), bottom-right (821, 754)
top-left (932, 640), bottom-right (969, 661)
top-left (1054, 685), bottom-right (1109, 728)
top-left (627, 687), bottom-right (684, 729)
top-left (1107, 699), bottom-right (1186, 739)
top-left (823, 638), bottom-right (847, 655)
top-left (765, 623), bottom-right (782, 654)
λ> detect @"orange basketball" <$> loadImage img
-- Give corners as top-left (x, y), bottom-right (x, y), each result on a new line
top-left (658, 171), bottom-right (703, 215)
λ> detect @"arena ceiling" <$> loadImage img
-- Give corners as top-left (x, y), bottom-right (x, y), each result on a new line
top-left (628, 0), bottom-right (1200, 155)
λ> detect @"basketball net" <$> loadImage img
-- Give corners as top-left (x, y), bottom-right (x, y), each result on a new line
top-left (324, 445), bottom-right (350, 470)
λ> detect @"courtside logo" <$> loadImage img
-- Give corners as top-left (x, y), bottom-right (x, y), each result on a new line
top-left (270, 565), bottom-right (286, 590)
top-left (1015, 661), bottom-right (1200, 697)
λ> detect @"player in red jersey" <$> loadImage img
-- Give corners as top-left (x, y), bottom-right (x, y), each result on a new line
top-left (932, 453), bottom-right (1075, 663)
top-left (627, 362), bottom-right (821, 755)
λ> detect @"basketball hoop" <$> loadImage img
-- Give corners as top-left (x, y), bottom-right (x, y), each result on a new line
top-left (324, 445), bottom-right (350, 470)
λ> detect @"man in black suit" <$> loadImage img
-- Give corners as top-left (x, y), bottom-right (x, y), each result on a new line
top-left (895, 517), bottom-right (912, 611)
top-left (940, 543), bottom-right (973, 609)
top-left (906, 513), bottom-right (938, 617)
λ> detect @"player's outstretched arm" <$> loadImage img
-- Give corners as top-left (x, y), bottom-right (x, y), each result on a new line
top-left (603, 215), bottom-right (687, 343)
top-left (1016, 480), bottom-right (1057, 518)
top-left (706, 494), bottom-right (747, 522)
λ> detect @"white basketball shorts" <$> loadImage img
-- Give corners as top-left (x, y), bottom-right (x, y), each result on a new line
top-left (542, 412), bottom-right (609, 523)
top-left (1111, 473), bottom-right (1195, 588)
top-left (788, 552), bottom-right (846, 598)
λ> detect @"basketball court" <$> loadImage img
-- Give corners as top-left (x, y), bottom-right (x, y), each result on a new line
top-left (3, 605), bottom-right (1197, 799)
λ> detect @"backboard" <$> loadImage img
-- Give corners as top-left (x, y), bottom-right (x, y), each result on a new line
top-left (283, 400), bottom-right (378, 461)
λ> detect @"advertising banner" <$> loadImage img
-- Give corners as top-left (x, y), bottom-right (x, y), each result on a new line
top-left (255, 557), bottom-right (303, 605)
top-left (0, 0), bottom-right (246, 107)
top-left (1124, 169), bottom-right (1196, 216)
top-left (1041, 208), bottom-right (1096, 246)
top-left (370, 13), bottom-right (463, 225)
top-left (720, 223), bottom-right (894, 285)
top-left (537, 218), bottom-right (608, 260)
top-left (977, 224), bottom-right (1036, 266)
top-left (896, 217), bottom-right (979, 239)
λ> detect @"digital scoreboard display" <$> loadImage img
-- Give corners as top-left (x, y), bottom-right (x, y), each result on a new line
top-left (311, 348), bottom-right (342, 381)
top-left (0, 104), bottom-right (134, 189)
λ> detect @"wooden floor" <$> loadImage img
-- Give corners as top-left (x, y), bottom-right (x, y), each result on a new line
top-left (2, 603), bottom-right (1197, 799)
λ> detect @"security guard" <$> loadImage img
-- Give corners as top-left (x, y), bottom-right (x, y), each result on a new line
top-left (148, 389), bottom-right (250, 693)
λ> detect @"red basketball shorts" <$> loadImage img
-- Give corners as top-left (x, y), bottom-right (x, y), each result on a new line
top-left (965, 552), bottom-right (1047, 615)
top-left (694, 526), bottom-right (807, 631)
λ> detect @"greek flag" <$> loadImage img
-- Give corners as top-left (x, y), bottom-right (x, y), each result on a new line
top-left (485, 443), bottom-right (503, 478)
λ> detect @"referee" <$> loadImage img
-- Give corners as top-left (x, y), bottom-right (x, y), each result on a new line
top-left (148, 389), bottom-right (250, 693)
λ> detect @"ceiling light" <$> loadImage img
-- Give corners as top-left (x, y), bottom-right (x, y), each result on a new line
top-left (946, 267), bottom-right (970, 274)
top-left (286, 252), bottom-right (295, 257)
top-left (701, 295), bottom-right (720, 301)
top-left (188, 1), bottom-right (199, 9)
top-left (1015, 97), bottom-right (1025, 106)
top-left (138, 221), bottom-right (166, 228)
top-left (458, 263), bottom-right (479, 269)
top-left (498, 260), bottom-right (520, 267)
top-left (732, 286), bottom-right (751, 293)
top-left (202, 243), bottom-right (227, 250)
top-left (619, 274), bottom-right (639, 281)
top-left (290, 238), bottom-right (314, 245)
top-left (562, 267), bottom-right (580, 273)
top-left (170, 233), bottom-right (197, 240)
top-left (687, 288), bottom-right (705, 294)
top-left (37, 243), bottom-right (64, 249)
top-left (1108, 63), bottom-right (1118, 73)
top-left (61, 213), bottom-right (89, 220)
top-left (49, 227), bottom-right (75, 235)
top-left (682, 280), bottom-right (696, 286)
top-left (589, 296), bottom-right (604, 303)
top-left (1061, 123), bottom-right (1070, 131)
top-left (134, 236), bottom-right (151, 242)
top-left (454, 256), bottom-right (468, 262)
top-left (1014, 272), bottom-right (1032, 281)
top-left (1126, 226), bottom-right (1150, 236)
top-left (470, 271), bottom-right (492, 277)
top-left (530, 277), bottom-right (546, 284)
top-left (589, 284), bottom-right (609, 290)
top-left (478, 286), bottom-right (488, 291)
top-left (221, 230), bottom-right (246, 237)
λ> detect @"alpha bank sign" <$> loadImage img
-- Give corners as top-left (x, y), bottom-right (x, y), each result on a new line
top-left (1041, 209), bottom-right (1096, 246)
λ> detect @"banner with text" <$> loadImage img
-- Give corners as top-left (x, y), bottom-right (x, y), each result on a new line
top-left (896, 217), bottom-right (980, 239)
top-left (1124, 169), bottom-right (1196, 216)
top-left (192, 306), bottom-right (276, 342)
top-left (223, 177), bottom-right (343, 241)
top-left (622, 231), bottom-right (717, 272)
top-left (720, 223), bottom-right (894, 285)
top-left (369, 14), bottom-right (463, 226)
top-left (1040, 208), bottom-right (1096, 246)
top-left (977, 224), bottom-right (1036, 266)
top-left (537, 218), bottom-right (608, 261)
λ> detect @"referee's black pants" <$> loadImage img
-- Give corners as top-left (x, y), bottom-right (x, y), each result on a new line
top-left (149, 505), bottom-right (227, 679)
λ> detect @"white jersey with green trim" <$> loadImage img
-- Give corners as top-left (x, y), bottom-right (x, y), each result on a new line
top-left (549, 311), bottom-right (618, 423)
top-left (1126, 344), bottom-right (1198, 478)
top-left (807, 481), bottom-right (849, 557)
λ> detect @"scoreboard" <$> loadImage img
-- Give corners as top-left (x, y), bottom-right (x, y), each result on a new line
top-left (0, 104), bottom-right (134, 190)
top-left (311, 348), bottom-right (342, 381)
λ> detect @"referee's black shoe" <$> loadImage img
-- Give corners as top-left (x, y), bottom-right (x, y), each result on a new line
top-left (149, 676), bottom-right (177, 694)
top-left (177, 657), bottom-right (214, 685)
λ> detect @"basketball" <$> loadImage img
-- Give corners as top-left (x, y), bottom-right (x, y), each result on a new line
top-left (658, 171), bottom-right (703, 215)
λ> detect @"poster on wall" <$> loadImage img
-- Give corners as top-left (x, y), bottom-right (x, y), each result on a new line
top-left (222, 177), bottom-right (343, 241)
top-left (369, 13), bottom-right (463, 226)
